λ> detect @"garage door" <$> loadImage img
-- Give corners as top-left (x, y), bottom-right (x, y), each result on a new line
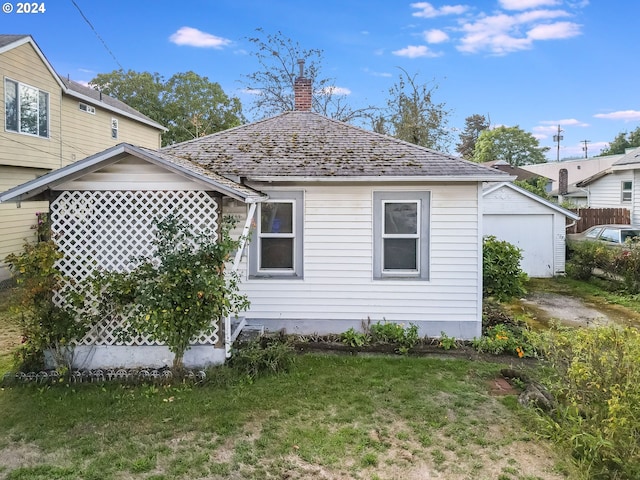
top-left (483, 214), bottom-right (554, 278)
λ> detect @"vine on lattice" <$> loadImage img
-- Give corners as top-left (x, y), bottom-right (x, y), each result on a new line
top-left (50, 190), bottom-right (221, 346)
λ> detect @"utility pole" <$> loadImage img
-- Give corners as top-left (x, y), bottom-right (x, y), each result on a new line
top-left (553, 125), bottom-right (563, 162)
top-left (581, 139), bottom-right (591, 158)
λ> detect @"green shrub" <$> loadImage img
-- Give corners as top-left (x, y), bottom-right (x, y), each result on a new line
top-left (340, 328), bottom-right (369, 348)
top-left (482, 236), bottom-right (527, 301)
top-left (472, 323), bottom-right (533, 358)
top-left (565, 241), bottom-right (614, 281)
top-left (533, 325), bottom-right (640, 478)
top-left (229, 337), bottom-right (296, 379)
top-left (368, 321), bottom-right (419, 352)
top-left (4, 216), bottom-right (89, 371)
top-left (610, 243), bottom-right (640, 293)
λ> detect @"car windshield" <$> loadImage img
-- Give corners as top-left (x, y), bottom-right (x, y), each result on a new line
top-left (621, 230), bottom-right (640, 243)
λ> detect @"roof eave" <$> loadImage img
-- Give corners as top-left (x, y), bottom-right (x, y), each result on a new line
top-left (0, 144), bottom-right (264, 204)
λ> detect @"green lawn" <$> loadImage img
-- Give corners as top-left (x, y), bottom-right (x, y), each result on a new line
top-left (0, 283), bottom-right (578, 480)
top-left (0, 355), bottom-right (575, 480)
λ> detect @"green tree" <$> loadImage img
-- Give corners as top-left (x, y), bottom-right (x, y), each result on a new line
top-left (241, 29), bottom-right (375, 122)
top-left (90, 70), bottom-right (244, 146)
top-left (96, 216), bottom-right (249, 371)
top-left (381, 68), bottom-right (451, 150)
top-left (514, 177), bottom-right (551, 200)
top-left (599, 126), bottom-right (640, 155)
top-left (456, 114), bottom-right (490, 159)
top-left (473, 126), bottom-right (549, 166)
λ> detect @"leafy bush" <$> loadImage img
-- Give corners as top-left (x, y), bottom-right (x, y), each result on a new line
top-left (368, 321), bottom-right (419, 353)
top-left (533, 325), bottom-right (640, 478)
top-left (340, 328), bottom-right (369, 348)
top-left (93, 215), bottom-right (249, 371)
top-left (565, 241), bottom-right (614, 281)
top-left (472, 323), bottom-right (533, 358)
top-left (229, 337), bottom-right (296, 379)
top-left (4, 216), bottom-right (89, 371)
top-left (610, 243), bottom-right (640, 293)
top-left (482, 236), bottom-right (527, 301)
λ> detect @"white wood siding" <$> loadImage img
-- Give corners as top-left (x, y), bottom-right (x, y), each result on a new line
top-left (587, 171), bottom-right (633, 209)
top-left (633, 170), bottom-right (640, 227)
top-left (54, 156), bottom-right (210, 191)
top-left (228, 183), bottom-right (481, 338)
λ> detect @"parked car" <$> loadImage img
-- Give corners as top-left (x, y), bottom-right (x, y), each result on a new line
top-left (567, 224), bottom-right (640, 248)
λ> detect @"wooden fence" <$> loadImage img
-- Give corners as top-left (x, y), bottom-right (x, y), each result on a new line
top-left (566, 208), bottom-right (630, 234)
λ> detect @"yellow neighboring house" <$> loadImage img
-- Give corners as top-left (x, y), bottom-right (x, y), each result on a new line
top-left (0, 34), bottom-right (166, 281)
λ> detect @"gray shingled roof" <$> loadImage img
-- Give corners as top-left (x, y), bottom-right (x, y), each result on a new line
top-left (0, 34), bottom-right (28, 49)
top-left (61, 78), bottom-right (161, 128)
top-left (613, 146), bottom-right (640, 167)
top-left (163, 111), bottom-right (510, 179)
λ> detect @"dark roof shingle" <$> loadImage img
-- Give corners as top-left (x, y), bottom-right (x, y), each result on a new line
top-left (163, 111), bottom-right (509, 179)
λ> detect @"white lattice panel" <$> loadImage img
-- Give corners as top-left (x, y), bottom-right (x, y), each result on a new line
top-left (50, 190), bottom-right (220, 346)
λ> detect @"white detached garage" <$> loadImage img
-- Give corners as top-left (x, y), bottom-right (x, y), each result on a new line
top-left (483, 182), bottom-right (579, 278)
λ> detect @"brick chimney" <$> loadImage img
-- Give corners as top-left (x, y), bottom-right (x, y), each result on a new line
top-left (294, 59), bottom-right (312, 112)
top-left (559, 168), bottom-right (568, 196)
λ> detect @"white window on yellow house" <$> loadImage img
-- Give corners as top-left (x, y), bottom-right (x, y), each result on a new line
top-left (5, 78), bottom-right (49, 138)
top-left (622, 181), bottom-right (632, 203)
top-left (79, 102), bottom-right (96, 114)
top-left (111, 118), bottom-right (119, 139)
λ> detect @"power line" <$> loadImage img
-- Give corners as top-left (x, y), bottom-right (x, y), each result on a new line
top-left (70, 0), bottom-right (124, 70)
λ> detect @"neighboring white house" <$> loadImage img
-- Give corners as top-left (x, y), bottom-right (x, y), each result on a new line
top-left (522, 154), bottom-right (624, 206)
top-left (576, 147), bottom-right (640, 226)
top-left (483, 182), bottom-right (579, 278)
top-left (0, 71), bottom-right (511, 368)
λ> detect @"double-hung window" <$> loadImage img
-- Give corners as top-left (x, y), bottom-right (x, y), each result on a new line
top-left (249, 191), bottom-right (303, 278)
top-left (4, 78), bottom-right (49, 138)
top-left (622, 181), bottom-right (632, 203)
top-left (373, 191), bottom-right (430, 280)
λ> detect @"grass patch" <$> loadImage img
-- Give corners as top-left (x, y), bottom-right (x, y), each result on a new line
top-left (0, 355), bottom-right (571, 479)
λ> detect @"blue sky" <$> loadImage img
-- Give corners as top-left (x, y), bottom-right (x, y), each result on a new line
top-left (3, 0), bottom-right (638, 159)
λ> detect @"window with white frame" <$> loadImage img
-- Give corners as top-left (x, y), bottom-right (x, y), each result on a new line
top-left (622, 181), bottom-right (632, 203)
top-left (4, 78), bottom-right (49, 138)
top-left (373, 191), bottom-right (430, 280)
top-left (249, 191), bottom-right (304, 278)
top-left (79, 102), bottom-right (95, 114)
top-left (111, 118), bottom-right (119, 139)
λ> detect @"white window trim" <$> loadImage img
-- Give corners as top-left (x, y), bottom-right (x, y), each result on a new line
top-left (111, 118), bottom-right (119, 139)
top-left (622, 181), bottom-right (632, 203)
top-left (249, 191), bottom-right (304, 279)
top-left (79, 102), bottom-right (96, 114)
top-left (381, 199), bottom-right (421, 275)
top-left (373, 191), bottom-right (430, 280)
top-left (4, 77), bottom-right (50, 138)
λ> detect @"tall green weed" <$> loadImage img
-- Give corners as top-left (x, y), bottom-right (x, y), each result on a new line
top-left (533, 325), bottom-right (640, 478)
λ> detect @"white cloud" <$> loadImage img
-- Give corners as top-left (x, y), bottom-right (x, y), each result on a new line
top-left (169, 27), bottom-right (231, 49)
top-left (318, 86), bottom-right (352, 96)
top-left (457, 9), bottom-right (580, 54)
top-left (411, 2), bottom-right (468, 18)
top-left (364, 68), bottom-right (393, 77)
top-left (594, 110), bottom-right (640, 121)
top-left (528, 21), bottom-right (581, 40)
top-left (499, 0), bottom-right (560, 10)
top-left (424, 29), bottom-right (450, 43)
top-left (240, 88), bottom-right (262, 96)
top-left (539, 119), bottom-right (589, 127)
top-left (392, 45), bottom-right (442, 58)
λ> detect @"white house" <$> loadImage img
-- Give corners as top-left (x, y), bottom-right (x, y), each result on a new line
top-left (576, 147), bottom-right (640, 226)
top-left (483, 182), bottom-right (579, 278)
top-left (0, 72), bottom-right (510, 368)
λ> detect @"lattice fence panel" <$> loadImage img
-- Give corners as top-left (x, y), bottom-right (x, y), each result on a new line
top-left (50, 190), bottom-right (220, 346)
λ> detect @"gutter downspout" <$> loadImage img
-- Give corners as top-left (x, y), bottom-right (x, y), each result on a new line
top-left (225, 201), bottom-right (258, 358)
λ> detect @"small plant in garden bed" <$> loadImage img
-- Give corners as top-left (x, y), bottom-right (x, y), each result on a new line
top-left (472, 323), bottom-right (535, 358)
top-left (229, 336), bottom-right (296, 380)
top-left (367, 320), bottom-right (420, 354)
top-left (340, 327), bottom-right (369, 348)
